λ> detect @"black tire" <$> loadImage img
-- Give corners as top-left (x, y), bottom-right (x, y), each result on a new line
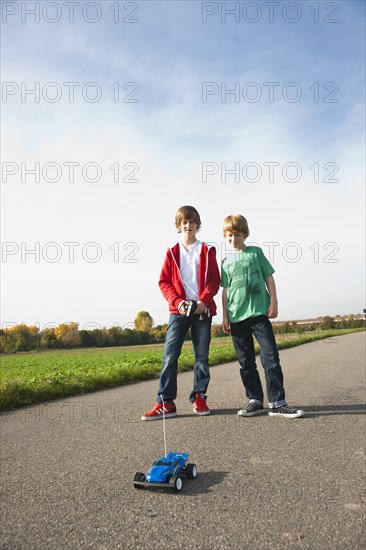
top-left (185, 463), bottom-right (197, 479)
top-left (169, 475), bottom-right (183, 492)
top-left (134, 472), bottom-right (145, 489)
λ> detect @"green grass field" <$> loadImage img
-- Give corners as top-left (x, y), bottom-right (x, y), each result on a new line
top-left (0, 328), bottom-right (364, 411)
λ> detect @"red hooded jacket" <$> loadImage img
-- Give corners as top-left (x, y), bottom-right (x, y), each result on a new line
top-left (158, 242), bottom-right (220, 315)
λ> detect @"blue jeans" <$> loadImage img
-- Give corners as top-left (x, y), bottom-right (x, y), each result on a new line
top-left (157, 314), bottom-right (212, 403)
top-left (230, 315), bottom-right (286, 408)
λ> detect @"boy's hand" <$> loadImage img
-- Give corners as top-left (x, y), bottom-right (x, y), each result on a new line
top-left (267, 302), bottom-right (278, 318)
top-left (222, 318), bottom-right (231, 334)
top-left (178, 301), bottom-right (188, 316)
top-left (195, 301), bottom-right (206, 315)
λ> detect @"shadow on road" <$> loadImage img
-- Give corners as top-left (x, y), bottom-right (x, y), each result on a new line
top-left (302, 403), bottom-right (366, 418)
top-left (206, 404), bottom-right (366, 419)
top-left (181, 470), bottom-right (229, 496)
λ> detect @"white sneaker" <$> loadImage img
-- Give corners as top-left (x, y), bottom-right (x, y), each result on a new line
top-left (268, 405), bottom-right (304, 418)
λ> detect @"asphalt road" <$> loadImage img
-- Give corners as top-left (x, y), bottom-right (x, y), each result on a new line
top-left (1, 332), bottom-right (365, 550)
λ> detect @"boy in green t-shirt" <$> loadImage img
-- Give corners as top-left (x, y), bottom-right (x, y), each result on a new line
top-left (221, 214), bottom-right (304, 418)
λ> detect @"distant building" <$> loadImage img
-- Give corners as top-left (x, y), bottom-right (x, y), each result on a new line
top-left (273, 314), bottom-right (365, 327)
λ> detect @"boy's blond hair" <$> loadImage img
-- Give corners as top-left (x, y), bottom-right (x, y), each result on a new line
top-left (223, 215), bottom-right (250, 239)
top-left (175, 205), bottom-right (201, 232)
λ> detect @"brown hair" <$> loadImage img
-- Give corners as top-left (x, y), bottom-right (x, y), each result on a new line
top-left (175, 205), bottom-right (201, 232)
top-left (223, 215), bottom-right (250, 239)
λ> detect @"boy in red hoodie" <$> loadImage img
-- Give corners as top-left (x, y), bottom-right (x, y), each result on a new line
top-left (141, 206), bottom-right (220, 420)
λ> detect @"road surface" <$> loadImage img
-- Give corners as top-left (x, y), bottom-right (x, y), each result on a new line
top-left (1, 332), bottom-right (365, 549)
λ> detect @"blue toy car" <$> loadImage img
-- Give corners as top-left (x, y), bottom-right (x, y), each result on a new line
top-left (134, 452), bottom-right (197, 492)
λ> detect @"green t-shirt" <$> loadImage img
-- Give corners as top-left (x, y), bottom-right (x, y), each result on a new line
top-left (221, 246), bottom-right (275, 323)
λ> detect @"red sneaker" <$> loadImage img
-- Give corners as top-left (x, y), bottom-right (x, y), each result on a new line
top-left (192, 393), bottom-right (210, 416)
top-left (141, 401), bottom-right (177, 421)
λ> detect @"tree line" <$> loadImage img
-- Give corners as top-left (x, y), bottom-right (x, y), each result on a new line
top-left (0, 312), bottom-right (364, 354)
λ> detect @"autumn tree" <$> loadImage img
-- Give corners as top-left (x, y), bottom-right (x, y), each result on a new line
top-left (0, 324), bottom-right (39, 352)
top-left (150, 325), bottom-right (166, 343)
top-left (134, 311), bottom-right (154, 333)
top-left (54, 323), bottom-right (81, 348)
top-left (39, 328), bottom-right (58, 349)
top-left (211, 324), bottom-right (226, 338)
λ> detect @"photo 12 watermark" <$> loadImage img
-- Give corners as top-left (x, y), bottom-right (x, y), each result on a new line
top-left (201, 161), bottom-right (340, 184)
top-left (1, 81), bottom-right (140, 103)
top-left (1, 321), bottom-right (137, 332)
top-left (1, 241), bottom-right (140, 264)
top-left (2, 161), bottom-right (140, 184)
top-left (15, 399), bottom-right (139, 425)
top-left (207, 240), bottom-right (340, 264)
top-left (0, 478), bottom-right (135, 506)
top-left (202, 81), bottom-right (339, 103)
top-left (1, 1), bottom-right (140, 24)
top-left (201, 2), bottom-right (340, 24)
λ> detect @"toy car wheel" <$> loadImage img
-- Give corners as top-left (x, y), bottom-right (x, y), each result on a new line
top-left (134, 472), bottom-right (146, 489)
top-left (169, 475), bottom-right (183, 492)
top-left (185, 463), bottom-right (197, 479)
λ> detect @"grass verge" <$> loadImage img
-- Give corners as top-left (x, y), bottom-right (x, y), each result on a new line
top-left (0, 328), bottom-right (364, 412)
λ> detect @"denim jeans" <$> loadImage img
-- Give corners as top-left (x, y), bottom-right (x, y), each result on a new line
top-left (230, 315), bottom-right (286, 408)
top-left (157, 313), bottom-right (212, 403)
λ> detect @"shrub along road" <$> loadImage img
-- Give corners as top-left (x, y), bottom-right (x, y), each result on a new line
top-left (1, 332), bottom-right (365, 549)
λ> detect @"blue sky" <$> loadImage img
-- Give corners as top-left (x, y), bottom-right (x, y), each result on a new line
top-left (1, 0), bottom-right (365, 328)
